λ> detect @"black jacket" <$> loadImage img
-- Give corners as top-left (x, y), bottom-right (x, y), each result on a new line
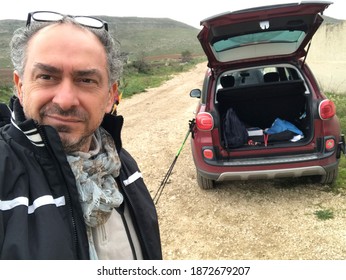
top-left (0, 98), bottom-right (162, 260)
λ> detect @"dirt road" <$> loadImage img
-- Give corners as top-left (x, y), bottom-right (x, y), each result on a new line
top-left (118, 62), bottom-right (346, 260)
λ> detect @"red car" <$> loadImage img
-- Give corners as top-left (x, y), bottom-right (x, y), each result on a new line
top-left (190, 1), bottom-right (345, 189)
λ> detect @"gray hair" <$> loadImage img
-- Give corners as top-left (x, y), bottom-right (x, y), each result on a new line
top-left (10, 16), bottom-right (123, 88)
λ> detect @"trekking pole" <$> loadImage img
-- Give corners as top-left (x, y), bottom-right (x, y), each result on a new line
top-left (153, 119), bottom-right (195, 205)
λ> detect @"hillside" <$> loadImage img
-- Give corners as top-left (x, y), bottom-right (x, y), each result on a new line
top-left (101, 16), bottom-right (203, 59)
top-left (0, 16), bottom-right (203, 70)
top-left (0, 20), bottom-right (24, 69)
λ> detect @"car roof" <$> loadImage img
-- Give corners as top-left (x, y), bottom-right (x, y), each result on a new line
top-left (197, 1), bottom-right (332, 69)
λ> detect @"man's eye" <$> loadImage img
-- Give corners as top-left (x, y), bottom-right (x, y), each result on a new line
top-left (78, 78), bottom-right (98, 85)
top-left (38, 74), bottom-right (53, 80)
top-left (82, 78), bottom-right (94, 83)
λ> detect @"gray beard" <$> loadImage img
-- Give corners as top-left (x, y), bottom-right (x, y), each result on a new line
top-left (62, 137), bottom-right (90, 154)
top-left (55, 125), bottom-right (93, 154)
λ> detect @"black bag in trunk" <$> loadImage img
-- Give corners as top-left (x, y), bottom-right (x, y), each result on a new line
top-left (223, 108), bottom-right (248, 148)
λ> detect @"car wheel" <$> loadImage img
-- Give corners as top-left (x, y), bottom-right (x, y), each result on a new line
top-left (320, 166), bottom-right (338, 185)
top-left (196, 170), bottom-right (214, 189)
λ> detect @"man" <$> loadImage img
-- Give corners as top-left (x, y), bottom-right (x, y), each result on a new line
top-left (0, 11), bottom-right (162, 260)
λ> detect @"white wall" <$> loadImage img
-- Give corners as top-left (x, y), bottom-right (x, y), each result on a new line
top-left (307, 21), bottom-right (346, 94)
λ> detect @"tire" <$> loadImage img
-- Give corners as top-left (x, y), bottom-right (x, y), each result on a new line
top-left (196, 170), bottom-right (214, 190)
top-left (320, 166), bottom-right (338, 185)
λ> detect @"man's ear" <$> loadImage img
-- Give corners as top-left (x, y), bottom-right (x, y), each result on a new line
top-left (13, 71), bottom-right (24, 105)
top-left (106, 83), bottom-right (118, 113)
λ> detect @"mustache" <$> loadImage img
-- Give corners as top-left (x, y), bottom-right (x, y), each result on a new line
top-left (40, 104), bottom-right (88, 121)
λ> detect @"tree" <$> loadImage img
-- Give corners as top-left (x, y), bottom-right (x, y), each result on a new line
top-left (181, 50), bottom-right (192, 63)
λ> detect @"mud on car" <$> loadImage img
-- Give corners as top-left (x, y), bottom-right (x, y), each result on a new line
top-left (190, 1), bottom-right (345, 189)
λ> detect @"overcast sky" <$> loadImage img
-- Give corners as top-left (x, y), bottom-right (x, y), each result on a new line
top-left (0, 0), bottom-right (343, 28)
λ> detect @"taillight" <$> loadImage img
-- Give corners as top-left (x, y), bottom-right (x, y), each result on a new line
top-left (325, 138), bottom-right (335, 151)
top-left (319, 99), bottom-right (336, 120)
top-left (196, 112), bottom-right (214, 131)
top-left (203, 148), bottom-right (214, 160)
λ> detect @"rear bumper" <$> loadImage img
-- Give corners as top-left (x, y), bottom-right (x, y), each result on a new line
top-left (192, 134), bottom-right (345, 182)
top-left (198, 162), bottom-right (339, 182)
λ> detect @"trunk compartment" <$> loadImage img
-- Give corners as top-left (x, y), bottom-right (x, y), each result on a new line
top-left (216, 79), bottom-right (311, 148)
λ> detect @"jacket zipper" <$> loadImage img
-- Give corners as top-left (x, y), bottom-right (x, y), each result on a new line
top-left (36, 123), bottom-right (79, 258)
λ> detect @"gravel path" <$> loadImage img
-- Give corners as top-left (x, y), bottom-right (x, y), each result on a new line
top-left (118, 62), bottom-right (346, 260)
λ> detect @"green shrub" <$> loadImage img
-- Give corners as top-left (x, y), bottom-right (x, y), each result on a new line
top-left (314, 209), bottom-right (334, 220)
top-left (0, 85), bottom-right (13, 103)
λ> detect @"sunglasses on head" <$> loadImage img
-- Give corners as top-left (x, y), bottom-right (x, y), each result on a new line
top-left (26, 11), bottom-right (108, 31)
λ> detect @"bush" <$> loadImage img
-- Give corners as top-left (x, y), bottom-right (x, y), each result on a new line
top-left (0, 85), bottom-right (13, 103)
top-left (181, 50), bottom-right (192, 63)
top-left (130, 59), bottom-right (152, 74)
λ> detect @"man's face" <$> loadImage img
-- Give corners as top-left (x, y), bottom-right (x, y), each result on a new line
top-left (14, 23), bottom-right (116, 153)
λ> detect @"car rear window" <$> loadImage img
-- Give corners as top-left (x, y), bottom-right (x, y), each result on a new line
top-left (213, 30), bottom-right (305, 52)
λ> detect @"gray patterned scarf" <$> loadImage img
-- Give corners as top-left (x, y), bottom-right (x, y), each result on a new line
top-left (66, 127), bottom-right (123, 228)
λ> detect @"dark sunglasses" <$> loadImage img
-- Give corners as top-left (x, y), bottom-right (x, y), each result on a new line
top-left (26, 11), bottom-right (108, 31)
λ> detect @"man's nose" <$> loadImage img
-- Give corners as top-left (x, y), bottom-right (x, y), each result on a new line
top-left (51, 80), bottom-right (80, 110)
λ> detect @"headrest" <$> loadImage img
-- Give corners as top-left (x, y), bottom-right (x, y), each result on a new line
top-left (263, 72), bottom-right (280, 83)
top-left (220, 75), bottom-right (235, 88)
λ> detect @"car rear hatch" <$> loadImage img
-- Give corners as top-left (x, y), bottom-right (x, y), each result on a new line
top-left (197, 1), bottom-right (332, 70)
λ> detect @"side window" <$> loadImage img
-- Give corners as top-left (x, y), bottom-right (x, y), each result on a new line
top-left (287, 67), bottom-right (300, 80)
top-left (237, 69), bottom-right (263, 85)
